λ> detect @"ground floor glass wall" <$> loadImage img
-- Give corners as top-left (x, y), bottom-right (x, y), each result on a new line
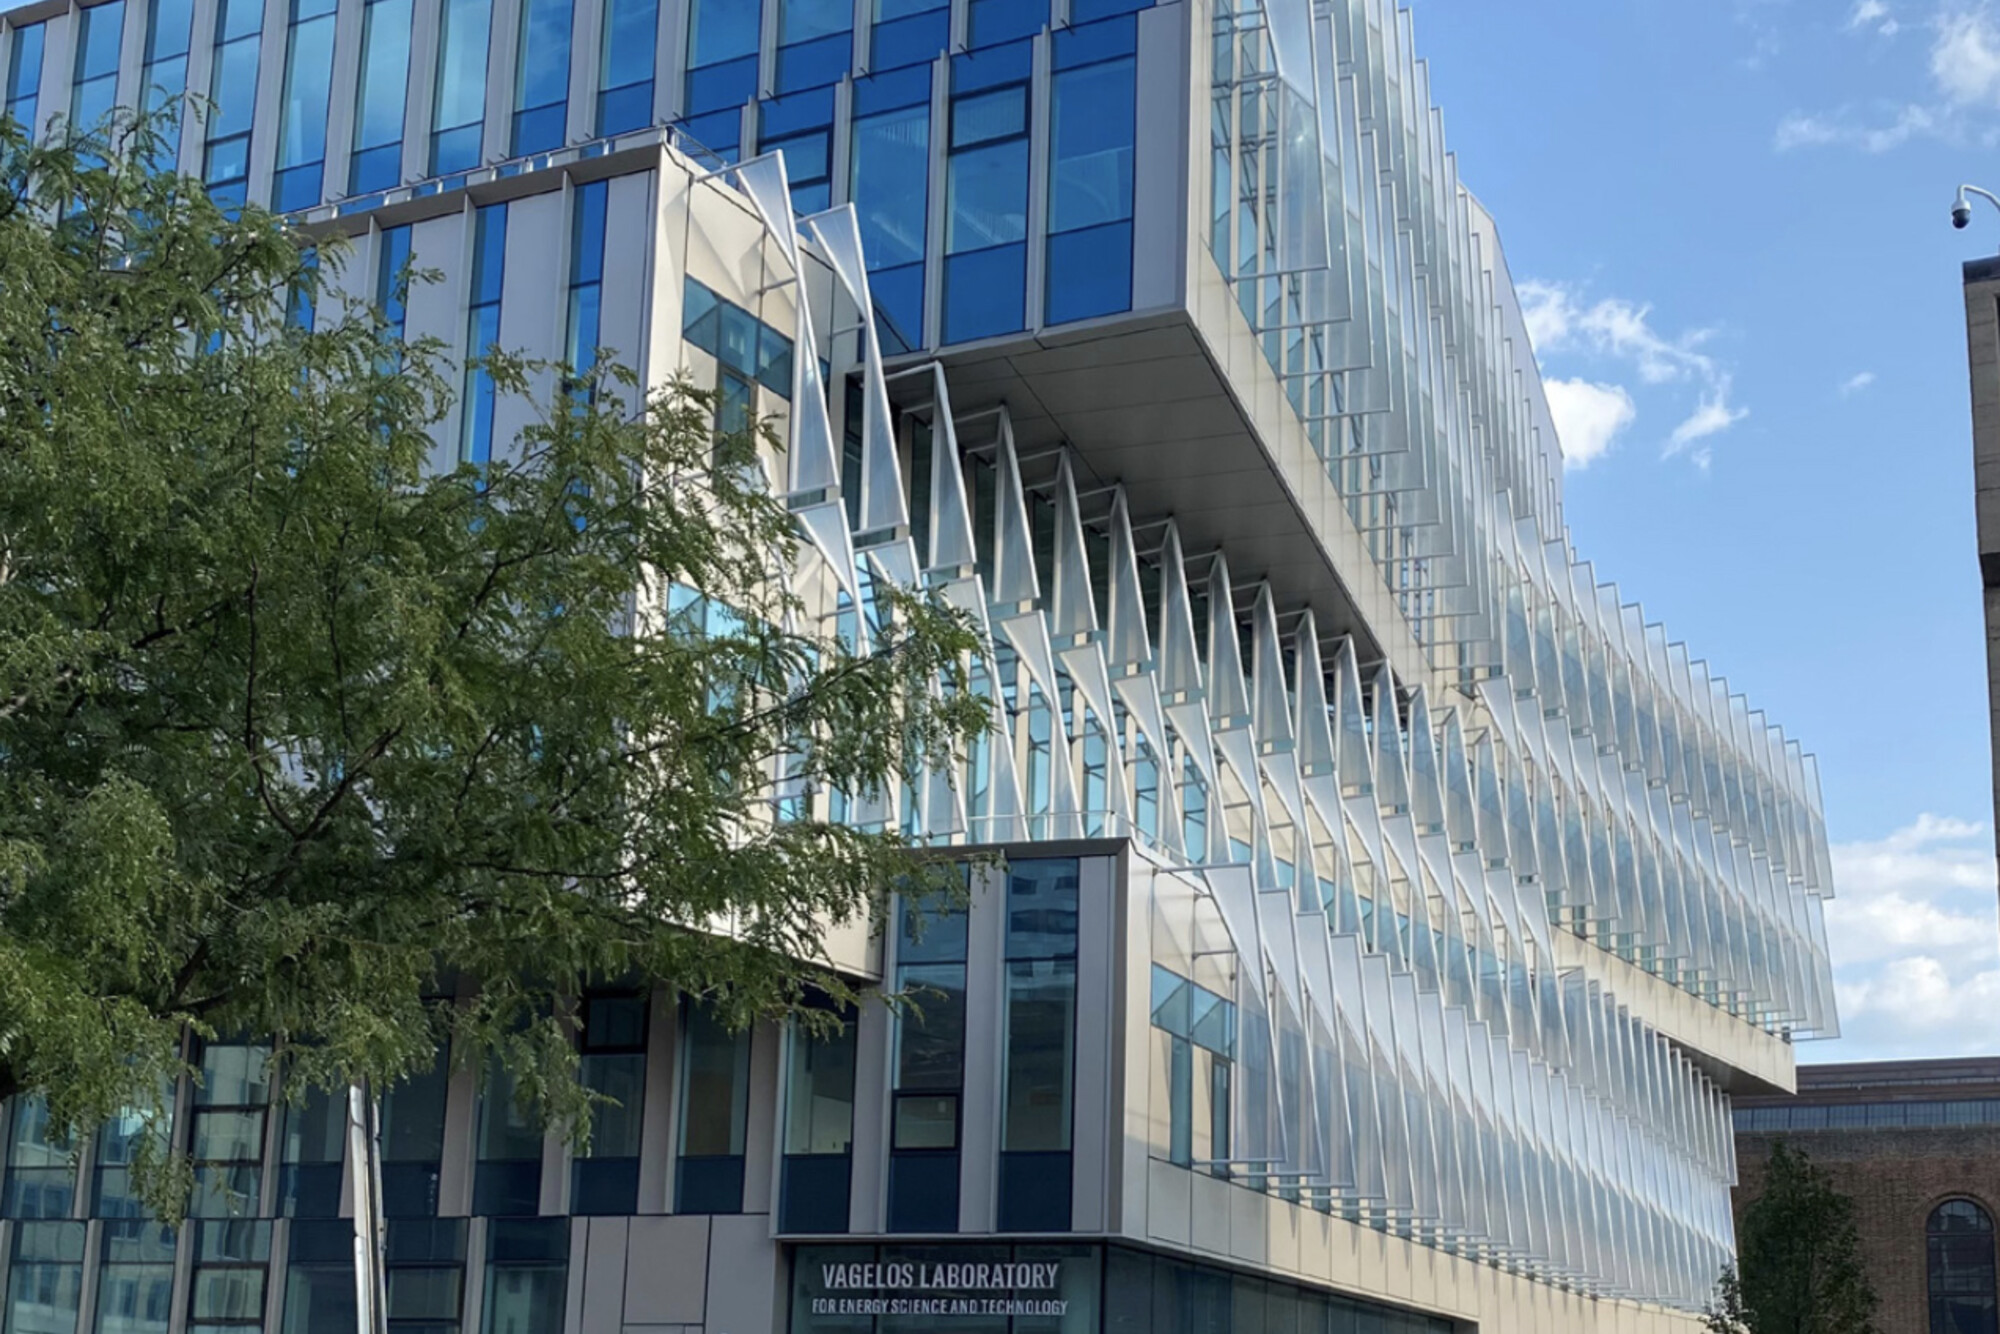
top-left (788, 1244), bottom-right (1452, 1334)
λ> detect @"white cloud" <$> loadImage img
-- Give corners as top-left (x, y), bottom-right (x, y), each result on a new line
top-left (1840, 370), bottom-right (1878, 395)
top-left (1847, 0), bottom-right (1902, 35)
top-left (1818, 814), bottom-right (2000, 1060)
top-left (1518, 280), bottom-right (1747, 465)
top-left (1774, 104), bottom-right (1936, 152)
top-left (1935, 9), bottom-right (2000, 107)
top-left (1542, 379), bottom-right (1637, 469)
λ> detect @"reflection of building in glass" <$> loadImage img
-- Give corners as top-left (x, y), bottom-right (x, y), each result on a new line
top-left (0, 0), bottom-right (1840, 1329)
top-left (1734, 1059), bottom-right (2000, 1334)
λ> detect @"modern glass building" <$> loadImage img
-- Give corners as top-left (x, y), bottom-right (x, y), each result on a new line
top-left (0, 0), bottom-right (1842, 1331)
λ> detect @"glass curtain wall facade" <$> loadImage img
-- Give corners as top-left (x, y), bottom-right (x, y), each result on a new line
top-left (0, 0), bottom-right (1849, 1328)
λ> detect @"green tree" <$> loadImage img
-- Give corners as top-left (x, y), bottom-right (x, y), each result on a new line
top-left (0, 112), bottom-right (985, 1202)
top-left (1706, 1139), bottom-right (1880, 1334)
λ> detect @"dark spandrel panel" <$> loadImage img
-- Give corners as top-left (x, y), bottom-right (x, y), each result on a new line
top-left (886, 1151), bottom-right (959, 1233)
top-left (1047, 220), bottom-right (1133, 325)
top-left (951, 36), bottom-right (1031, 93)
top-left (569, 1156), bottom-right (639, 1216)
top-left (596, 80), bottom-right (652, 135)
top-left (380, 1162), bottom-right (442, 1218)
top-left (779, 1154), bottom-right (852, 1234)
top-left (1069, 0), bottom-right (1150, 19)
top-left (870, 9), bottom-right (947, 71)
top-left (968, 0), bottom-right (1044, 47)
top-left (996, 1150), bottom-right (1071, 1232)
top-left (384, 1218), bottom-right (466, 1267)
top-left (684, 53), bottom-right (755, 115)
top-left (942, 242), bottom-right (1026, 344)
top-left (854, 65), bottom-right (930, 115)
top-left (486, 1217), bottom-right (567, 1264)
top-left (471, 1159), bottom-right (540, 1217)
top-left (869, 263), bottom-right (924, 355)
top-left (776, 32), bottom-right (851, 93)
top-left (289, 1219), bottom-right (356, 1265)
top-left (282, 1257), bottom-right (358, 1334)
top-left (675, 1154), bottom-right (746, 1214)
top-left (348, 141), bottom-right (402, 194)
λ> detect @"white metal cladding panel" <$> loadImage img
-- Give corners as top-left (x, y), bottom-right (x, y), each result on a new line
top-left (491, 185), bottom-right (564, 466)
top-left (403, 206), bottom-right (471, 475)
top-left (597, 157), bottom-right (654, 382)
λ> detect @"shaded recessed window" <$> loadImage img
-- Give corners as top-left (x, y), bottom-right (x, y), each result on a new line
top-left (1932, 1199), bottom-right (1999, 1334)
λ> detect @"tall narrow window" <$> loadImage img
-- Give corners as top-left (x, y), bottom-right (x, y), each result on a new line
top-left (273, 0), bottom-right (337, 209)
top-left (1931, 1199), bottom-right (1999, 1334)
top-left (93, 1087), bottom-right (177, 1220)
top-left (998, 859), bottom-right (1078, 1231)
top-left (277, 1086), bottom-right (343, 1218)
top-left (849, 69), bottom-right (929, 354)
top-left (185, 1220), bottom-right (270, 1333)
top-left (570, 990), bottom-right (646, 1215)
top-left (774, 0), bottom-right (848, 94)
top-left (758, 88), bottom-right (832, 215)
top-left (188, 1042), bottom-right (270, 1219)
top-left (681, 0), bottom-right (755, 155)
top-left (472, 1059), bottom-right (543, 1217)
top-left (348, 0), bottom-right (411, 193)
top-left (69, 1), bottom-right (125, 131)
top-left (510, 0), bottom-right (570, 154)
top-left (480, 1219), bottom-right (567, 1334)
top-left (870, 0), bottom-right (944, 72)
top-left (459, 203), bottom-right (507, 467)
top-left (1047, 25), bottom-right (1134, 324)
top-left (279, 1220), bottom-right (356, 1334)
top-left (594, 0), bottom-right (654, 133)
top-left (4, 22), bottom-right (46, 132)
top-left (375, 223), bottom-right (414, 344)
top-left (139, 0), bottom-right (194, 167)
top-left (563, 179), bottom-right (606, 381)
top-left (5, 1223), bottom-right (85, 1334)
top-left (204, 0), bottom-right (262, 206)
top-left (888, 891), bottom-right (968, 1233)
top-left (378, 1047), bottom-right (449, 1218)
top-left (674, 1004), bottom-right (750, 1214)
top-left (430, 0), bottom-right (492, 173)
top-left (2, 1097), bottom-right (73, 1219)
top-left (381, 1220), bottom-right (466, 1333)
top-left (943, 44), bottom-right (1030, 344)
top-left (779, 1002), bottom-right (857, 1234)
top-left (92, 1215), bottom-right (174, 1334)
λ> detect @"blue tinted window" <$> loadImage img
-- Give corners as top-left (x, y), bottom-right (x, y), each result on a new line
top-left (70, 1), bottom-right (125, 130)
top-left (512, 0), bottom-right (571, 153)
top-left (677, 107), bottom-right (739, 160)
top-left (1052, 12), bottom-right (1136, 68)
top-left (851, 96), bottom-right (928, 348)
top-left (761, 89), bottom-right (832, 214)
top-left (348, 0), bottom-right (410, 191)
top-left (969, 0), bottom-right (1044, 47)
top-left (1046, 52), bottom-right (1133, 324)
top-left (204, 0), bottom-right (260, 204)
top-left (952, 38), bottom-right (1031, 92)
top-left (139, 0), bottom-right (193, 165)
top-left (431, 0), bottom-right (492, 174)
top-left (946, 136), bottom-right (1026, 248)
top-left (565, 180), bottom-right (606, 376)
top-left (684, 54), bottom-right (753, 115)
top-left (781, 0), bottom-right (847, 43)
top-left (376, 224), bottom-right (413, 342)
top-left (689, 0), bottom-right (756, 66)
top-left (274, 0), bottom-right (337, 207)
top-left (869, 6), bottom-right (945, 72)
top-left (459, 204), bottom-right (507, 467)
top-left (596, 0), bottom-right (655, 133)
top-left (5, 22), bottom-right (46, 131)
top-left (144, 0), bottom-right (193, 62)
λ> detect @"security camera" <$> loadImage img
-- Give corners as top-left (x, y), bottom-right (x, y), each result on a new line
top-left (1956, 202), bottom-right (1974, 229)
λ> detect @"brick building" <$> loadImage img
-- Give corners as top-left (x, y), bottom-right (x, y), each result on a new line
top-left (1734, 1058), bottom-right (2000, 1334)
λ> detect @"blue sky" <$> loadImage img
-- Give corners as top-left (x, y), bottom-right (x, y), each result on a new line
top-left (1407, 0), bottom-right (2000, 1061)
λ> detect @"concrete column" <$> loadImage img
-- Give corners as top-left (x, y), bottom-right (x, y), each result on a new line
top-left (957, 860), bottom-right (1005, 1233)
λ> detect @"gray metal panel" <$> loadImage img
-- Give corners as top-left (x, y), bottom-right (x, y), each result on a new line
top-left (1069, 854), bottom-right (1116, 1233)
top-left (1021, 28), bottom-right (1048, 332)
top-left (323, 0), bottom-right (366, 196)
top-left (564, 0), bottom-right (595, 143)
top-left (956, 861), bottom-right (1005, 1233)
top-left (246, 0), bottom-right (288, 206)
top-left (621, 1216), bottom-right (711, 1325)
top-left (403, 203), bottom-right (472, 473)
top-left (741, 1018), bottom-right (781, 1217)
top-left (34, 1), bottom-right (68, 136)
top-left (400, 0), bottom-right (438, 183)
top-left (599, 168), bottom-right (654, 375)
top-left (491, 182), bottom-right (564, 462)
top-left (637, 987), bottom-right (679, 1215)
top-left (845, 995), bottom-right (891, 1235)
top-left (460, 1216), bottom-right (488, 1334)
top-left (579, 1216), bottom-right (629, 1334)
top-left (702, 1215), bottom-right (779, 1334)
top-left (1130, 1), bottom-right (1189, 315)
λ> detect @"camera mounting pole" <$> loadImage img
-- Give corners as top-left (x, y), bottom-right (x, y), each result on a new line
top-left (1953, 184), bottom-right (2000, 250)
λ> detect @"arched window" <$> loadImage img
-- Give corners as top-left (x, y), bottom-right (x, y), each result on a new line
top-left (1930, 1199), bottom-right (1999, 1334)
